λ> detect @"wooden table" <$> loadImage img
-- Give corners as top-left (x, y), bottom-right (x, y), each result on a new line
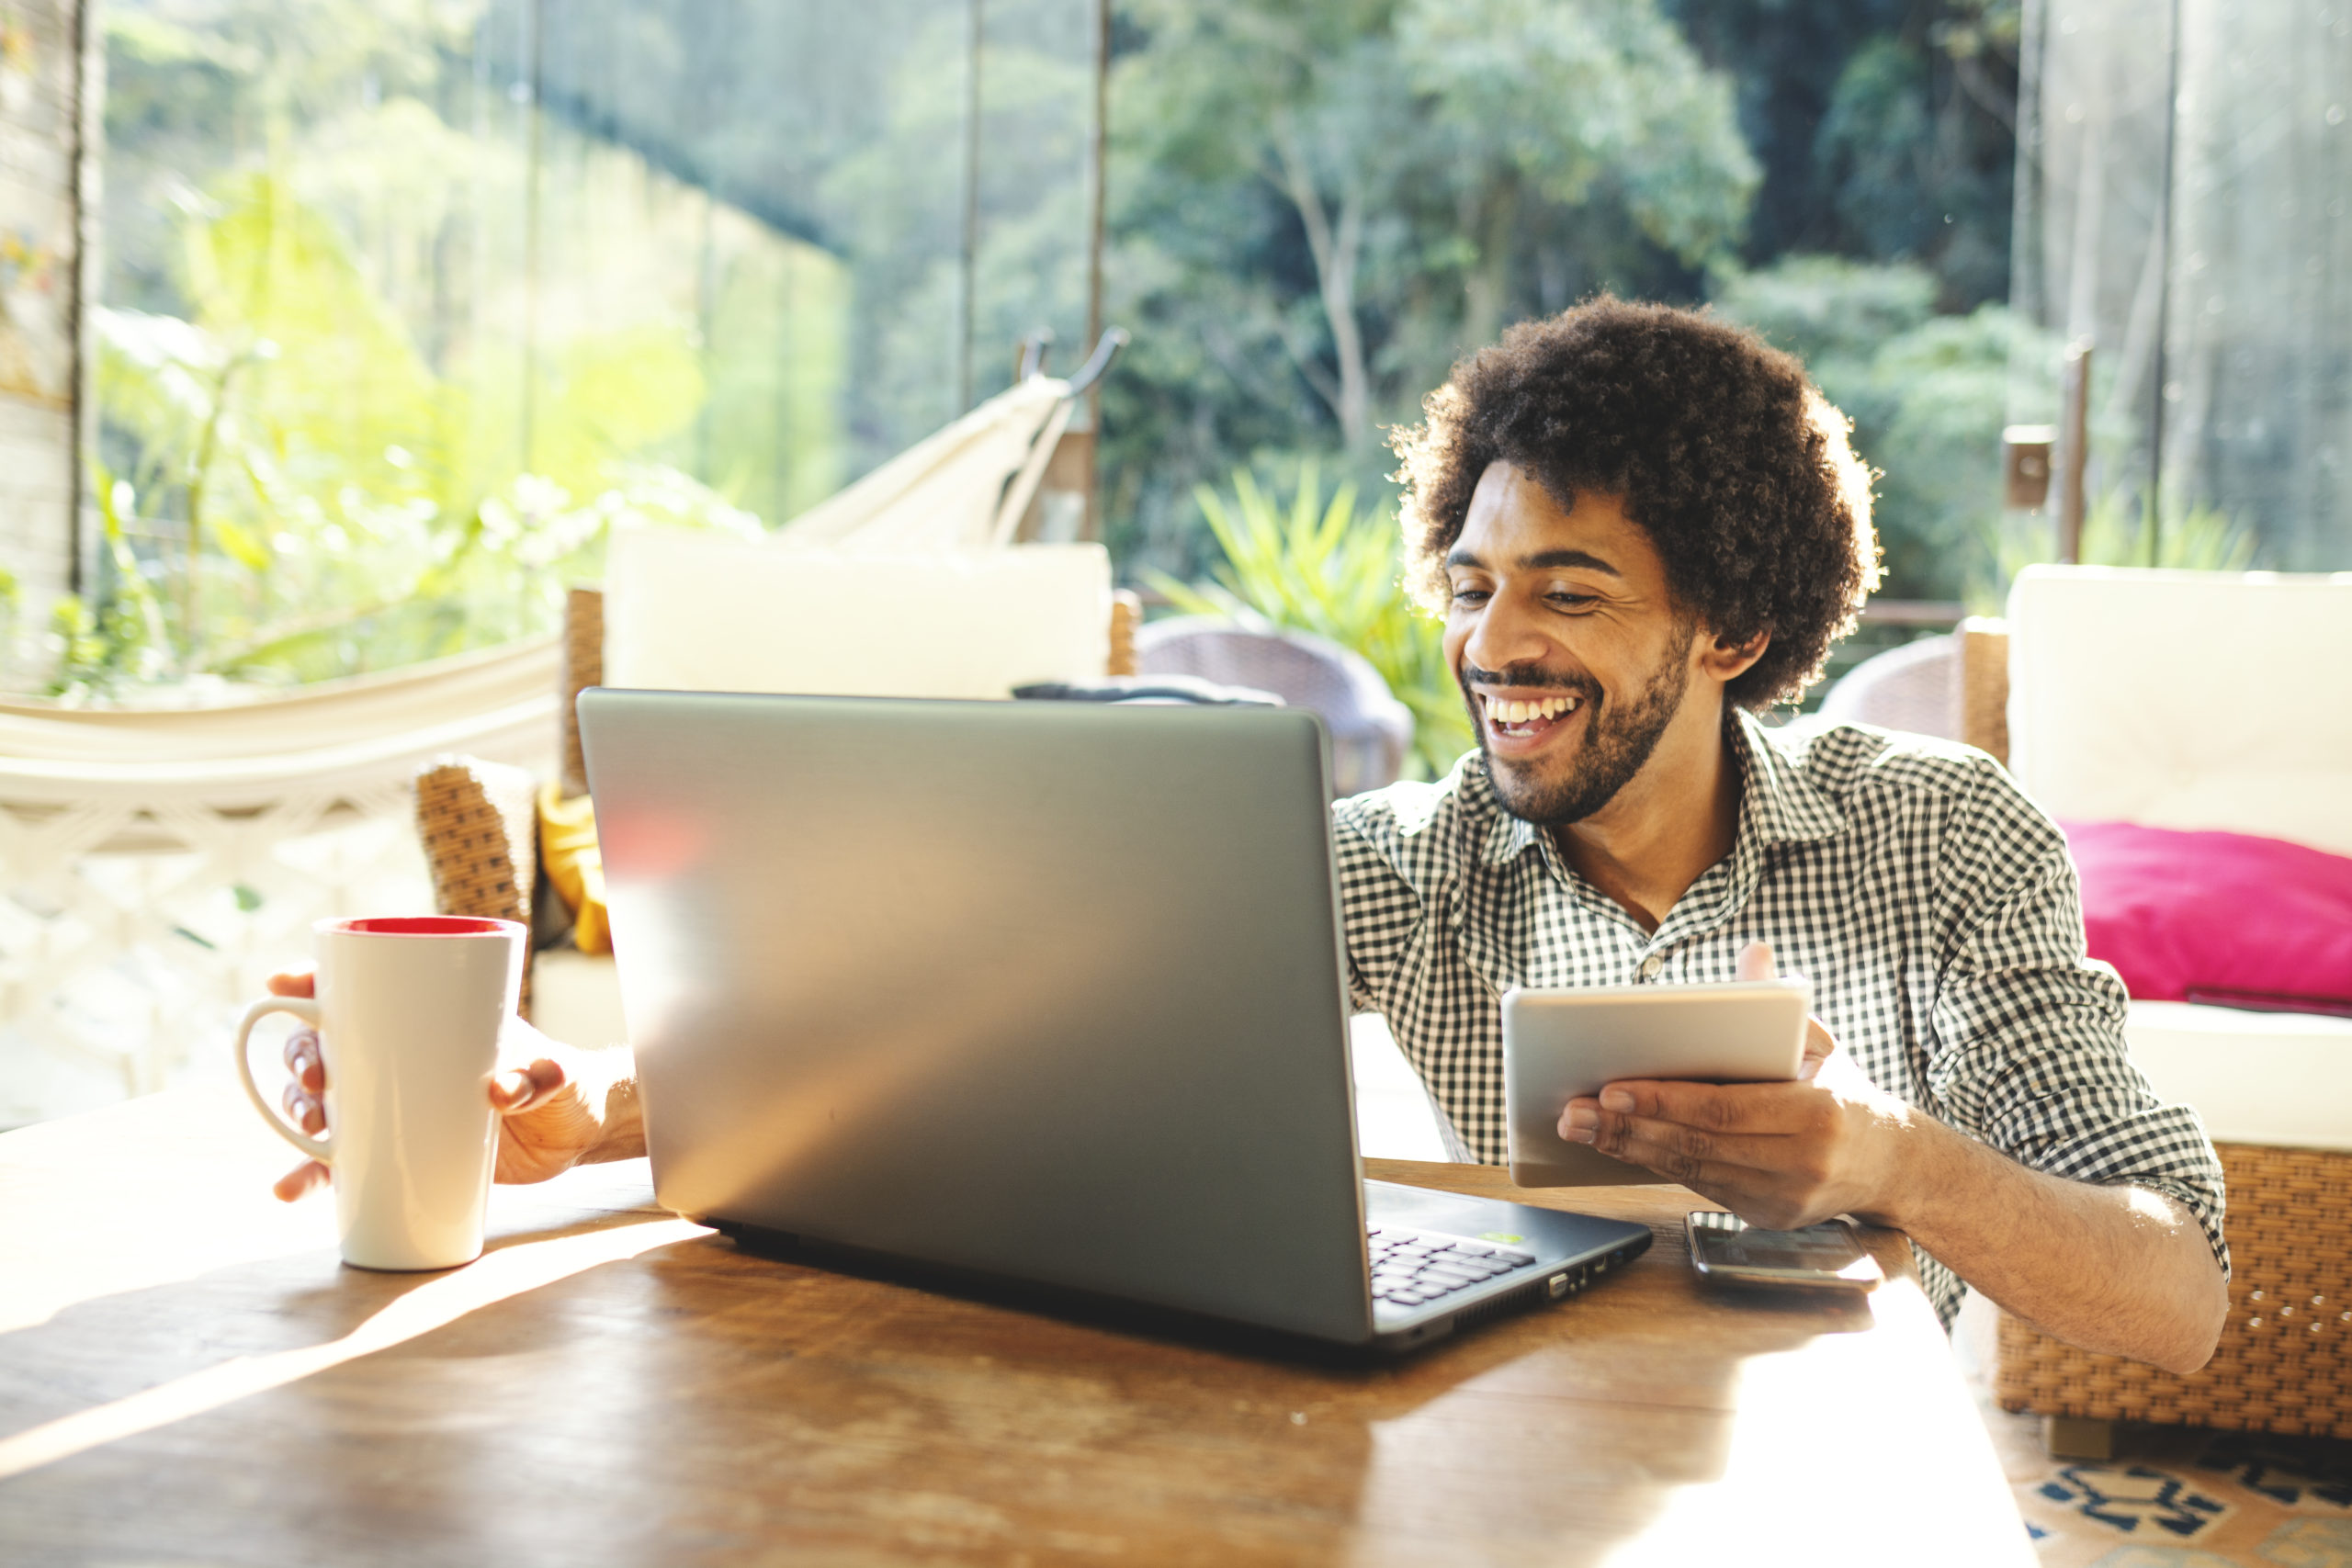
top-left (1, 1088), bottom-right (2031, 1565)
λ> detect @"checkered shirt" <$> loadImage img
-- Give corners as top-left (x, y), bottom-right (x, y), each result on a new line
top-left (1332, 712), bottom-right (2230, 1326)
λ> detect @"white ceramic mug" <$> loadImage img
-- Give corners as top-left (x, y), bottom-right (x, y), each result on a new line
top-left (233, 915), bottom-right (526, 1270)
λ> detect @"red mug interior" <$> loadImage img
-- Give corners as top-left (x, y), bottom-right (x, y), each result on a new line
top-left (327, 916), bottom-right (519, 937)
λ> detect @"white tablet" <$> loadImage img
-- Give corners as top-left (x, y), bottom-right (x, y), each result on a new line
top-left (1502, 979), bottom-right (1811, 1187)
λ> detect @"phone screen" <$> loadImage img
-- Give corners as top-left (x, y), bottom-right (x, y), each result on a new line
top-left (1691, 1222), bottom-right (1867, 1273)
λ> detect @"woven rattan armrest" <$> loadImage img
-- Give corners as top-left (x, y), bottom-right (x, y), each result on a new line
top-left (1996, 1142), bottom-right (2352, 1441)
top-left (413, 753), bottom-right (540, 1017)
top-left (1958, 616), bottom-right (2008, 764)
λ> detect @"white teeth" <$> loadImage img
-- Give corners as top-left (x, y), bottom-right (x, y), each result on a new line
top-left (1488, 694), bottom-right (1584, 727)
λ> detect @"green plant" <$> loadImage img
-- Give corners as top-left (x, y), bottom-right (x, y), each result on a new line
top-left (1974, 491), bottom-right (2256, 613)
top-left (47, 462), bottom-right (173, 699)
top-left (81, 174), bottom-right (729, 689)
top-left (1148, 464), bottom-right (1474, 779)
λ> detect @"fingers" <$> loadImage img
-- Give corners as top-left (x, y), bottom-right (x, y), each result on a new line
top-left (1798, 1017), bottom-right (1839, 1079)
top-left (1736, 941), bottom-right (1775, 983)
top-left (273, 1159), bottom-right (329, 1203)
top-left (282, 1028), bottom-right (324, 1094)
top-left (280, 1077), bottom-right (327, 1136)
top-left (1563, 1095), bottom-right (1786, 1173)
top-left (268, 990), bottom-right (326, 1205)
top-left (1578, 1078), bottom-right (1804, 1137)
top-left (490, 1055), bottom-right (569, 1115)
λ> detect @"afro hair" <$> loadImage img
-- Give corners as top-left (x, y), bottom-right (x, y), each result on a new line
top-left (1391, 296), bottom-right (1881, 710)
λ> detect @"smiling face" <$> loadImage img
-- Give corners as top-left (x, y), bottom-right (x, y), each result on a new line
top-left (1442, 462), bottom-right (1702, 827)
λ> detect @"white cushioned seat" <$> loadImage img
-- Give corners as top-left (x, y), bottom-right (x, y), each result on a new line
top-left (2008, 567), bottom-right (2352, 1151)
top-left (2007, 567), bottom-right (2352, 859)
top-left (534, 948), bottom-right (630, 1054)
top-left (605, 532), bottom-right (1113, 700)
top-left (2126, 1000), bottom-right (2352, 1151)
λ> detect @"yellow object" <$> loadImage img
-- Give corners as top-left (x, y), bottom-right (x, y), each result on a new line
top-left (535, 784), bottom-right (611, 954)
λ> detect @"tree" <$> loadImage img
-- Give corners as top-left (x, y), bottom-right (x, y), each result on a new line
top-left (1710, 254), bottom-right (2048, 599)
top-left (1666, 0), bottom-right (2020, 308)
top-left (1110, 0), bottom-right (1758, 456)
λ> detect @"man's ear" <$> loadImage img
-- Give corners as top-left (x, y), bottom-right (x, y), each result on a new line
top-left (1696, 628), bottom-right (1770, 686)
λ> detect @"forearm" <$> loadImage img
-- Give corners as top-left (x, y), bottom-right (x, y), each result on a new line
top-left (1870, 1115), bottom-right (2227, 1375)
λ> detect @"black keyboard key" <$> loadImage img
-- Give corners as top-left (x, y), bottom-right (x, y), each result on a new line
top-left (1374, 1226), bottom-right (1559, 1311)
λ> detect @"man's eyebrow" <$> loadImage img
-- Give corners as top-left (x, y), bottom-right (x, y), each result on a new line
top-left (1522, 548), bottom-right (1622, 577)
top-left (1443, 546), bottom-right (1623, 577)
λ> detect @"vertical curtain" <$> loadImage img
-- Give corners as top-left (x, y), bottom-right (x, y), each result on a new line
top-left (2015, 0), bottom-right (2352, 569)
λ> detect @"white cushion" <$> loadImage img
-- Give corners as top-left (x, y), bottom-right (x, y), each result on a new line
top-left (603, 533), bottom-right (1112, 700)
top-left (2126, 999), bottom-right (2352, 1151)
top-left (2006, 566), bottom-right (2352, 856)
top-left (534, 950), bottom-right (629, 1053)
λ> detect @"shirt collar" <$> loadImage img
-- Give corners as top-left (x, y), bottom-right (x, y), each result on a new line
top-left (1473, 761), bottom-right (1544, 867)
top-left (1470, 708), bottom-right (1846, 871)
top-left (1728, 709), bottom-right (1847, 850)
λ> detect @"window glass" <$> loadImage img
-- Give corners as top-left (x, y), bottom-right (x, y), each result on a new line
top-left (94, 0), bottom-right (1092, 683)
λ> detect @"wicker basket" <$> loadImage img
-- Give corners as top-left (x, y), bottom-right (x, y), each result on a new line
top-left (1996, 1142), bottom-right (2352, 1438)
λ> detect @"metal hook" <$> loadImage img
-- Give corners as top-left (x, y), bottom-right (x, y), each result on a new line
top-left (1016, 330), bottom-right (1056, 381)
top-left (1059, 327), bottom-right (1130, 399)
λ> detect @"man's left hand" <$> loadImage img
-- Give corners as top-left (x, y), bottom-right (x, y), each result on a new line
top-left (1555, 942), bottom-right (1919, 1231)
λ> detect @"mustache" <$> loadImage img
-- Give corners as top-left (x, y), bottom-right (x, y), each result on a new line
top-left (1458, 662), bottom-right (1601, 700)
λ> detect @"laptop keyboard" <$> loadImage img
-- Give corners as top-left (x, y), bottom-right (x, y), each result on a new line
top-left (1366, 1225), bottom-right (1539, 1309)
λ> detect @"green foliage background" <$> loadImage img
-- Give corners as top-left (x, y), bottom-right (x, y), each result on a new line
top-left (1150, 467), bottom-right (1471, 778)
top-left (57, 0), bottom-right (2039, 718)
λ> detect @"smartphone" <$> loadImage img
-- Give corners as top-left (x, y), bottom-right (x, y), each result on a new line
top-left (1684, 1211), bottom-right (1883, 1291)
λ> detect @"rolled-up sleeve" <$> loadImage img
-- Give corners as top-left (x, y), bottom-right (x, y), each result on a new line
top-left (1925, 768), bottom-right (2230, 1278)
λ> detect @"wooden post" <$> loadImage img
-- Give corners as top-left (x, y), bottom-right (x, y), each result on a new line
top-left (1081, 0), bottom-right (1109, 540)
top-left (2057, 340), bottom-right (2092, 564)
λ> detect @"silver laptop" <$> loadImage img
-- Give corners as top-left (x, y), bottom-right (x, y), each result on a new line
top-left (578, 689), bottom-right (1650, 1351)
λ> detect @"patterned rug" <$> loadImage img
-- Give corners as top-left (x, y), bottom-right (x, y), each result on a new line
top-left (1969, 1359), bottom-right (2352, 1566)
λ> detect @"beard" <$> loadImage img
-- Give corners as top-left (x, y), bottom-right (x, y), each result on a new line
top-left (1462, 622), bottom-right (1696, 827)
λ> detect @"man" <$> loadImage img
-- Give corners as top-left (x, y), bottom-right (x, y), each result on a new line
top-left (273, 299), bottom-right (2226, 1371)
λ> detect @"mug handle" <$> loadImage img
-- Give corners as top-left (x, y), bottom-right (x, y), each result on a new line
top-left (232, 996), bottom-right (335, 1165)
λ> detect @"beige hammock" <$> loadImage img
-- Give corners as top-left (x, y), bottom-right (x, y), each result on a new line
top-left (0, 368), bottom-right (1085, 795)
top-left (0, 364), bottom-right (1095, 1122)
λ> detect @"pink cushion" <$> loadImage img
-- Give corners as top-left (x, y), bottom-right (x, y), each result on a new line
top-left (2062, 820), bottom-right (2352, 1012)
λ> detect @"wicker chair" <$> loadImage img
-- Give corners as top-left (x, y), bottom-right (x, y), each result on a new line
top-left (1957, 603), bottom-right (2352, 1453)
top-left (1816, 632), bottom-right (1964, 740)
top-left (1135, 616), bottom-right (1414, 796)
top-left (413, 585), bottom-right (1142, 1036)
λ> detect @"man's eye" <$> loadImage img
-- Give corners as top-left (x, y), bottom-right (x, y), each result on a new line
top-left (1546, 591), bottom-right (1600, 610)
top-left (1450, 586), bottom-right (1490, 606)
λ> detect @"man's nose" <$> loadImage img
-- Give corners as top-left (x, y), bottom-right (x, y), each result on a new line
top-left (1461, 592), bottom-right (1549, 675)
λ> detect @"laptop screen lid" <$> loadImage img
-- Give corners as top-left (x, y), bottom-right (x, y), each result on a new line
top-left (578, 689), bottom-right (1375, 1343)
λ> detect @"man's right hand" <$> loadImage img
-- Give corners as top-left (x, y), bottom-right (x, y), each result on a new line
top-left (267, 971), bottom-right (632, 1202)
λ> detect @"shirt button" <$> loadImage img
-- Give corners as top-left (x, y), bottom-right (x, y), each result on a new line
top-left (1639, 953), bottom-right (1664, 980)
